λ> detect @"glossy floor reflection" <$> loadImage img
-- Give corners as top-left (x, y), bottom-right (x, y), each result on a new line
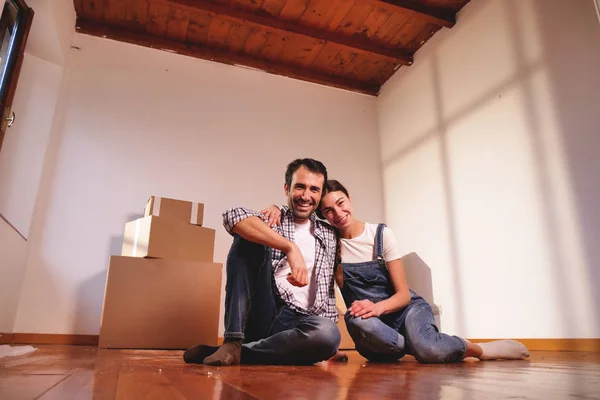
top-left (1, 345), bottom-right (599, 399)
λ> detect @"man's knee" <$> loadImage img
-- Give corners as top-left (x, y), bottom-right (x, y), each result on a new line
top-left (226, 236), bottom-right (271, 277)
top-left (305, 318), bottom-right (340, 358)
top-left (229, 236), bottom-right (268, 260)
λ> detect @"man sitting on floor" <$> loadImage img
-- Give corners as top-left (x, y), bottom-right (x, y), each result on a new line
top-left (183, 158), bottom-right (340, 366)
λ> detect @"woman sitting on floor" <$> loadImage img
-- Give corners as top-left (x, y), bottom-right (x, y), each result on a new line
top-left (315, 179), bottom-right (530, 363)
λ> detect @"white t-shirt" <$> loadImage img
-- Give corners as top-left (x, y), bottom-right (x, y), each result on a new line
top-left (340, 223), bottom-right (401, 264)
top-left (274, 220), bottom-right (317, 309)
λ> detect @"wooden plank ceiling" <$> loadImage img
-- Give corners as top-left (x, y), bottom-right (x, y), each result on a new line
top-left (74, 0), bottom-right (470, 95)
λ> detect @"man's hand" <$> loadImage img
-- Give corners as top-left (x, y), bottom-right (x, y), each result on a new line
top-left (348, 299), bottom-right (383, 319)
top-left (286, 244), bottom-right (308, 287)
top-left (259, 205), bottom-right (282, 227)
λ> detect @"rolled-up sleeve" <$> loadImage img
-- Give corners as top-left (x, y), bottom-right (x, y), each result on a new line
top-left (222, 207), bottom-right (263, 235)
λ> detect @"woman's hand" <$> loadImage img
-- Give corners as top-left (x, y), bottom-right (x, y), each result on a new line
top-left (259, 205), bottom-right (282, 227)
top-left (348, 299), bottom-right (383, 319)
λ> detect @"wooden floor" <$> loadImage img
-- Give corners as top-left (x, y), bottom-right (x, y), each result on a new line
top-left (1, 345), bottom-right (599, 399)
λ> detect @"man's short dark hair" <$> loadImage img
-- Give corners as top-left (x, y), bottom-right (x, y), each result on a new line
top-left (285, 158), bottom-right (328, 189)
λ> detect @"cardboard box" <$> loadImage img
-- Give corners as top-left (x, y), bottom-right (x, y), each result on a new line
top-left (99, 256), bottom-right (222, 349)
top-left (145, 196), bottom-right (204, 226)
top-left (122, 215), bottom-right (215, 262)
top-left (335, 287), bottom-right (355, 350)
top-left (337, 314), bottom-right (355, 350)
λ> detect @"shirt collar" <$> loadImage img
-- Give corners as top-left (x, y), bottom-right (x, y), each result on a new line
top-left (281, 206), bottom-right (326, 244)
top-left (281, 206), bottom-right (318, 224)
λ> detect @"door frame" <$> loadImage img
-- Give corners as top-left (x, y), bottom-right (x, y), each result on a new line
top-left (0, 0), bottom-right (34, 152)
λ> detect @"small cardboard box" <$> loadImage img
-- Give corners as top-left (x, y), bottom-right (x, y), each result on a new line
top-left (99, 256), bottom-right (222, 349)
top-left (122, 215), bottom-right (215, 262)
top-left (145, 196), bottom-right (204, 226)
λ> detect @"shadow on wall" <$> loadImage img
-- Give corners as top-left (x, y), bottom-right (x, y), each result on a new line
top-left (503, 0), bottom-right (577, 336)
top-left (14, 261), bottom-right (61, 335)
top-left (535, 0), bottom-right (600, 333)
top-left (72, 213), bottom-right (142, 335)
top-left (72, 270), bottom-right (107, 335)
top-left (402, 252), bottom-right (442, 328)
top-left (532, 9), bottom-right (600, 400)
top-left (382, 0), bottom-right (600, 336)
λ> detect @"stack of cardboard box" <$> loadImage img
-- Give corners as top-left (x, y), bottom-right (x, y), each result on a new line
top-left (99, 197), bottom-right (222, 350)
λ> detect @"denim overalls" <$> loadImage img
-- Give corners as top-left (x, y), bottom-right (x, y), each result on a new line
top-left (339, 224), bottom-right (467, 363)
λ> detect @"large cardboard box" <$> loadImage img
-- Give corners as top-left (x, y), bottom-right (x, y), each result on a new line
top-left (337, 314), bottom-right (355, 350)
top-left (99, 256), bottom-right (222, 349)
top-left (122, 215), bottom-right (215, 262)
top-left (145, 196), bottom-right (204, 226)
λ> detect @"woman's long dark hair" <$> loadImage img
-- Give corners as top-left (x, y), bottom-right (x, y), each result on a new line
top-left (318, 179), bottom-right (350, 288)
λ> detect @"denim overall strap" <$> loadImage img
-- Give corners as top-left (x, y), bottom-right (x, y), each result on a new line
top-left (338, 223), bottom-right (395, 308)
top-left (375, 223), bottom-right (387, 267)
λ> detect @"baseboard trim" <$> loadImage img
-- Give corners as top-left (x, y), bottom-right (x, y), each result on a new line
top-left (217, 337), bottom-right (600, 352)
top-left (468, 338), bottom-right (600, 352)
top-left (4, 334), bottom-right (598, 352)
top-left (0, 333), bottom-right (15, 344)
top-left (9, 333), bottom-right (99, 346)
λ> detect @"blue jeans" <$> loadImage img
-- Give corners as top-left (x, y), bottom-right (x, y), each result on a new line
top-left (339, 224), bottom-right (466, 363)
top-left (223, 236), bottom-right (340, 365)
top-left (345, 293), bottom-right (466, 363)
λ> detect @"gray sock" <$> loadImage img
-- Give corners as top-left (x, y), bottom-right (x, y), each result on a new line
top-left (479, 340), bottom-right (530, 360)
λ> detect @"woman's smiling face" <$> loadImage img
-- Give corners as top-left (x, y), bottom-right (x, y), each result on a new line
top-left (320, 190), bottom-right (354, 229)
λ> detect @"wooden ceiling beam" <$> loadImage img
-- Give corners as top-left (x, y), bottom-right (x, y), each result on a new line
top-left (75, 18), bottom-right (380, 96)
top-left (157, 0), bottom-right (414, 66)
top-left (373, 1), bottom-right (456, 28)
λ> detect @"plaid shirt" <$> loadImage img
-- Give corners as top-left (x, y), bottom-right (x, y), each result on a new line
top-left (223, 206), bottom-right (338, 322)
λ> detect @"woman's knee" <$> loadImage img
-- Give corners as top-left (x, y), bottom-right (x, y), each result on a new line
top-left (355, 345), bottom-right (402, 362)
top-left (345, 313), bottom-right (405, 360)
top-left (345, 313), bottom-right (380, 338)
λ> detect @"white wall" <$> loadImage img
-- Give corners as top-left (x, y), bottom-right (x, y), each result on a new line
top-left (14, 33), bottom-right (383, 335)
top-left (0, 0), bottom-right (75, 238)
top-left (0, 218), bottom-right (28, 331)
top-left (0, 55), bottom-right (63, 237)
top-left (0, 54), bottom-right (62, 332)
top-left (25, 0), bottom-right (76, 66)
top-left (377, 0), bottom-right (600, 338)
top-left (0, 0), bottom-right (75, 332)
